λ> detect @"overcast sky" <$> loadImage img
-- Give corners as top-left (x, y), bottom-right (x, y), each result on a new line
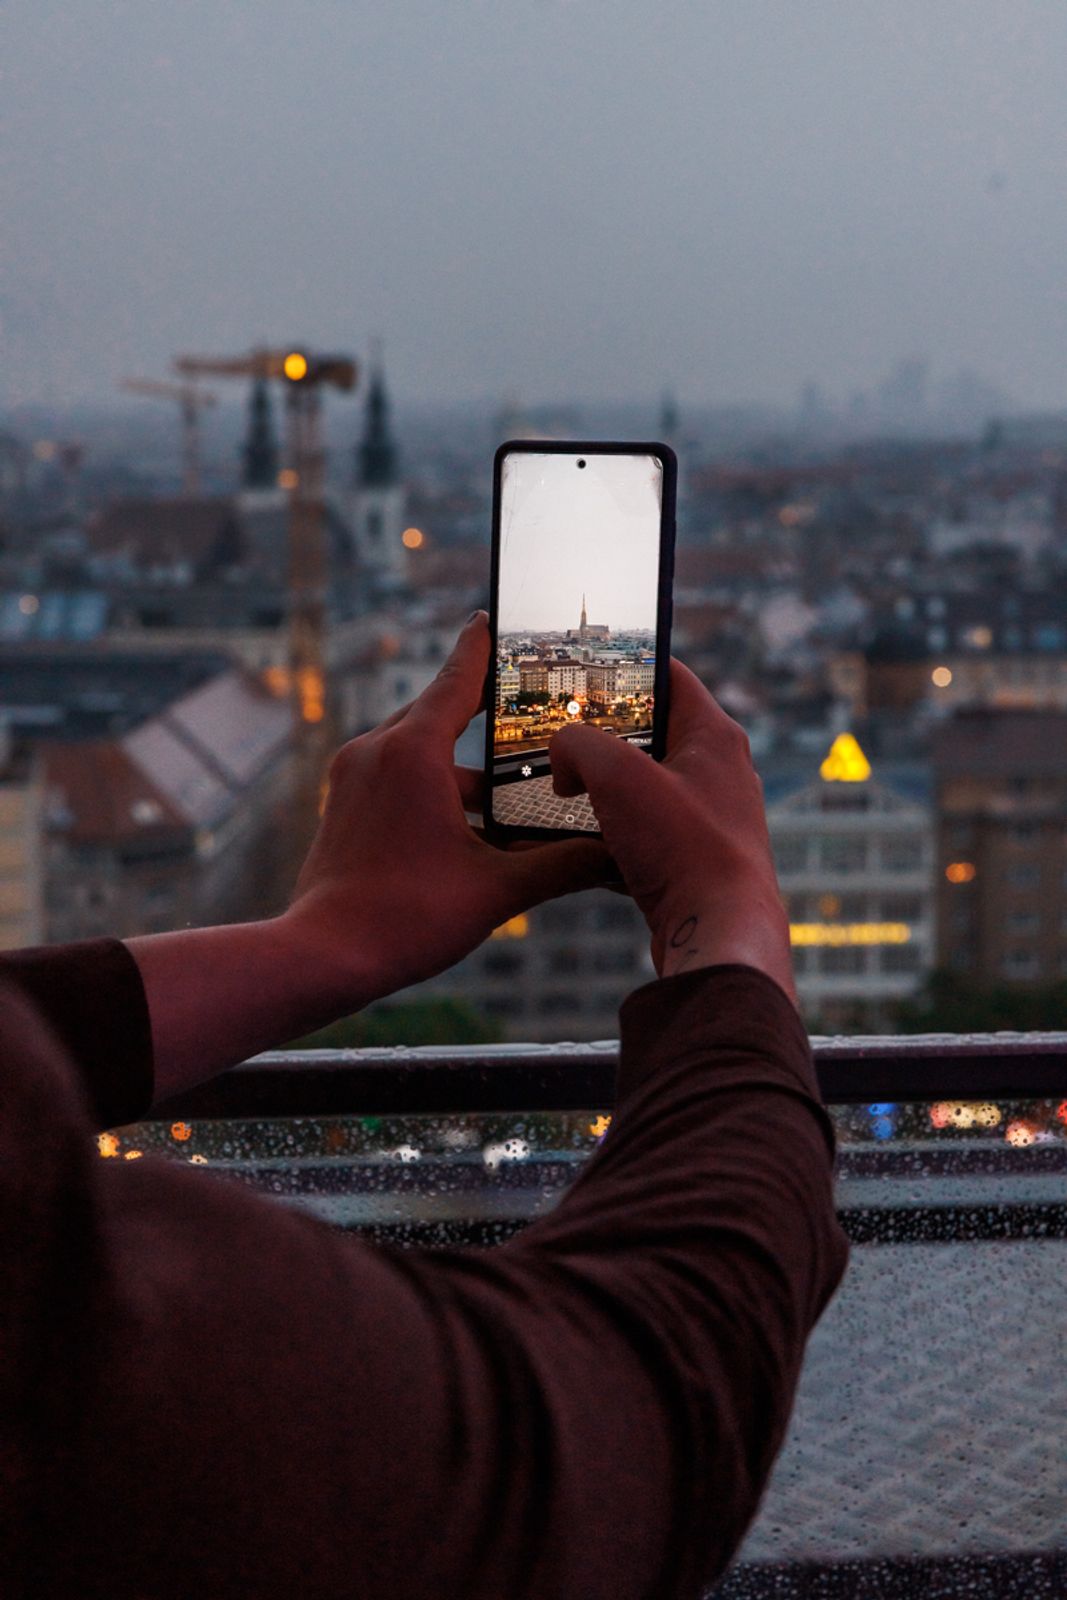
top-left (5, 1), bottom-right (1067, 413)
top-left (499, 451), bottom-right (661, 632)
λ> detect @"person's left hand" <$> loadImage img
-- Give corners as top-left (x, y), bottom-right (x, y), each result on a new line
top-left (280, 612), bottom-right (610, 1006)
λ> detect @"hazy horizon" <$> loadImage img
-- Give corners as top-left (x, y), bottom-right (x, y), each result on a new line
top-left (6, 2), bottom-right (1067, 416)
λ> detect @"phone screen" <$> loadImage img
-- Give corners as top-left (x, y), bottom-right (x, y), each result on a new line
top-left (488, 446), bottom-right (670, 834)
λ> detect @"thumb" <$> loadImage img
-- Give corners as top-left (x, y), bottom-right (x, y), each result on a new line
top-left (549, 724), bottom-right (655, 809)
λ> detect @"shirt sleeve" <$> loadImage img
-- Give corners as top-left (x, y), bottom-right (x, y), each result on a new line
top-left (0, 938), bottom-right (154, 1128)
top-left (6, 962), bottom-right (847, 1600)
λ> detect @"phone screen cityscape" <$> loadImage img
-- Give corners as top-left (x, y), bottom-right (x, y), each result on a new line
top-left (491, 449), bottom-right (664, 832)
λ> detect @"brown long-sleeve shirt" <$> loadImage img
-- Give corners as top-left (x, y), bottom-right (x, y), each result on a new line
top-left (0, 940), bottom-right (847, 1599)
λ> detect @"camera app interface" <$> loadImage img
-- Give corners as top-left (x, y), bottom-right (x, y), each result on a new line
top-left (493, 450), bottom-right (663, 832)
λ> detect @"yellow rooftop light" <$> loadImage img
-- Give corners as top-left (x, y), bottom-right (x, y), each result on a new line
top-left (819, 732), bottom-right (871, 783)
top-left (283, 351), bottom-right (309, 382)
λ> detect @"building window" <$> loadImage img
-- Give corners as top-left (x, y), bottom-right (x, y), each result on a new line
top-left (1010, 822), bottom-right (1038, 843)
top-left (366, 509), bottom-right (382, 543)
top-left (591, 902), bottom-right (637, 932)
top-left (819, 837), bottom-right (868, 873)
top-left (881, 945), bottom-right (921, 973)
top-left (774, 838), bottom-right (808, 874)
top-left (1006, 864), bottom-right (1039, 889)
top-left (592, 947), bottom-right (637, 975)
top-left (538, 993), bottom-right (583, 1016)
top-left (820, 947), bottom-right (867, 974)
top-left (547, 946), bottom-right (580, 975)
top-left (792, 949), bottom-right (810, 975)
top-left (951, 947), bottom-right (973, 971)
top-left (1002, 949), bottom-right (1039, 979)
top-left (880, 895), bottom-right (922, 921)
top-left (1006, 911), bottom-right (1039, 935)
top-left (483, 951), bottom-right (522, 978)
top-left (483, 997), bottom-right (521, 1019)
top-left (880, 838), bottom-right (923, 872)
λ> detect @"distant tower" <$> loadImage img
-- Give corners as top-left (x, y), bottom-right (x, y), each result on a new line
top-left (579, 593), bottom-right (588, 643)
top-left (659, 389), bottom-right (679, 441)
top-left (242, 377), bottom-right (278, 490)
top-left (351, 356), bottom-right (407, 584)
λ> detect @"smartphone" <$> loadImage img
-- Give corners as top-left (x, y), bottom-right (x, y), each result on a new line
top-left (484, 440), bottom-right (676, 841)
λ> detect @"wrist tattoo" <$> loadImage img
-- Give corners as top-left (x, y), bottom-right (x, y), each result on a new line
top-left (668, 914), bottom-right (701, 972)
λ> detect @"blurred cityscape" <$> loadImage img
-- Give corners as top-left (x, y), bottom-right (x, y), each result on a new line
top-left (2, 357), bottom-right (1066, 1041)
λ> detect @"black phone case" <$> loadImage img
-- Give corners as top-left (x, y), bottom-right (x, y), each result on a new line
top-left (483, 438), bottom-right (677, 843)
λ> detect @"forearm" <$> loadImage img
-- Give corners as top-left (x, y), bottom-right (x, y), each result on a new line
top-left (125, 914), bottom-right (379, 1105)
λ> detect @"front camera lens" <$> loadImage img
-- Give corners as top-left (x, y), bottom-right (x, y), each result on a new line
top-left (577, 459), bottom-right (586, 469)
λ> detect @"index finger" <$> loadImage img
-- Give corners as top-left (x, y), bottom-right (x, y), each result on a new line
top-left (664, 657), bottom-right (748, 768)
top-left (406, 612), bottom-right (490, 744)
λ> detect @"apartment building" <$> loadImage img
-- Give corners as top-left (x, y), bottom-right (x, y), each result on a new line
top-left (934, 710), bottom-right (1067, 986)
top-left (765, 733), bottom-right (936, 1031)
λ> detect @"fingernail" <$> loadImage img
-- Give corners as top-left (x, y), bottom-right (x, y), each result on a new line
top-left (465, 609), bottom-right (484, 625)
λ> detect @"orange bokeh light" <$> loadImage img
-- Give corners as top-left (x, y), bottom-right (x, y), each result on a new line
top-left (401, 527), bottom-right (425, 550)
top-left (945, 862), bottom-right (977, 884)
top-left (171, 1121), bottom-right (192, 1142)
top-left (97, 1132), bottom-right (120, 1158)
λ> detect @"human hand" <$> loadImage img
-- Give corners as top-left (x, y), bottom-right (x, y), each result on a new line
top-left (281, 613), bottom-right (610, 1006)
top-left (549, 662), bottom-right (795, 1000)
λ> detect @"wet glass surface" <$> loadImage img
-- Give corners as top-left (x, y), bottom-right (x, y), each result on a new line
top-left (105, 1097), bottom-right (1067, 1590)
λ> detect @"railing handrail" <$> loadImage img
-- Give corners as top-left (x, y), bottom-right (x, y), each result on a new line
top-left (152, 1032), bottom-right (1067, 1119)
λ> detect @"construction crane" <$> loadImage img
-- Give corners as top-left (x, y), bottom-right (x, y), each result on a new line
top-left (173, 347), bottom-right (357, 739)
top-left (120, 378), bottom-right (218, 496)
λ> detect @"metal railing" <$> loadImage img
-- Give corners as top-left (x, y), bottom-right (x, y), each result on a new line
top-left (155, 1031), bottom-right (1067, 1120)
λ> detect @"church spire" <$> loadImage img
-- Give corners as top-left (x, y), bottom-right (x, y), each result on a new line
top-left (356, 355), bottom-right (399, 489)
top-left (241, 376), bottom-right (278, 489)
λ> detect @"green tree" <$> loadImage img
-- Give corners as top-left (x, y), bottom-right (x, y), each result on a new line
top-left (892, 970), bottom-right (1067, 1033)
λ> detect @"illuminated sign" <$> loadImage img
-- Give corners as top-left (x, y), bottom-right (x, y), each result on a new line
top-left (819, 732), bottom-right (872, 783)
top-left (790, 922), bottom-right (911, 946)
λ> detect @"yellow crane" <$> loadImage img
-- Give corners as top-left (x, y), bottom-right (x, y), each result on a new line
top-left (120, 377), bottom-right (218, 496)
top-left (173, 348), bottom-right (357, 732)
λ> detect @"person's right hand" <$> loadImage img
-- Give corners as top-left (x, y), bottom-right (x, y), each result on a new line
top-left (549, 661), bottom-right (796, 1002)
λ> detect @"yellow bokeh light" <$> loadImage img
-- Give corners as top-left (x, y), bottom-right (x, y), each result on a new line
top-left (277, 468), bottom-right (299, 490)
top-left (945, 861), bottom-right (976, 884)
top-left (931, 666), bottom-right (953, 688)
top-left (819, 732), bottom-right (871, 783)
top-left (491, 913), bottom-right (529, 940)
top-left (589, 1115), bottom-right (612, 1138)
top-left (283, 351), bottom-right (309, 381)
top-left (789, 922), bottom-right (911, 947)
top-left (97, 1132), bottom-right (120, 1158)
top-left (124, 1149), bottom-right (144, 1161)
top-left (296, 666), bottom-right (326, 724)
top-left (190, 1154), bottom-right (209, 1165)
top-left (401, 527), bottom-right (425, 550)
